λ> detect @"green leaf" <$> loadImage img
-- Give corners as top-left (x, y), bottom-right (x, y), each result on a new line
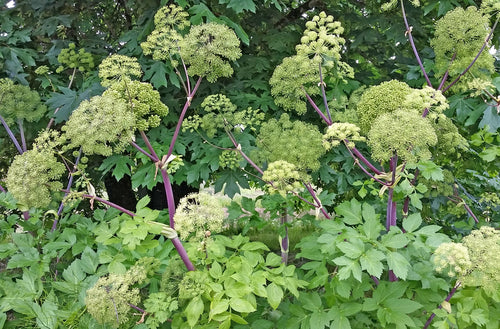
top-left (209, 299), bottom-right (229, 319)
top-left (266, 253), bottom-right (282, 267)
top-left (98, 155), bottom-right (134, 181)
top-left (143, 61), bottom-right (169, 89)
top-left (185, 296), bottom-right (204, 328)
top-left (384, 298), bottom-right (422, 314)
top-left (402, 213), bottom-right (422, 233)
top-left (470, 308), bottom-right (487, 326)
top-left (360, 249), bottom-right (385, 278)
top-left (227, 0), bottom-right (256, 14)
top-left (0, 312), bottom-right (6, 328)
top-left (479, 105), bottom-right (500, 132)
top-left (214, 170), bottom-right (250, 197)
top-left (266, 283), bottom-right (283, 309)
top-left (218, 16), bottom-right (250, 45)
top-left (331, 316), bottom-right (351, 329)
top-left (409, 193), bottom-right (423, 210)
top-left (7, 247), bottom-right (40, 268)
top-left (310, 310), bottom-right (333, 329)
top-left (46, 85), bottom-right (102, 123)
top-left (241, 241), bottom-right (269, 251)
top-left (334, 256), bottom-right (362, 282)
top-left (337, 239), bottom-right (365, 259)
top-left (229, 297), bottom-right (256, 313)
top-left (386, 252), bottom-right (410, 280)
top-left (335, 199), bottom-right (362, 225)
top-left (362, 215), bottom-right (383, 240)
top-left (381, 230), bottom-right (409, 249)
top-left (80, 247), bottom-right (99, 274)
top-left (33, 300), bottom-right (58, 329)
top-left (417, 160), bottom-right (443, 181)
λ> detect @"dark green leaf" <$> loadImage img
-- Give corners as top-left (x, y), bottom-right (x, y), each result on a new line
top-left (335, 199), bottom-right (362, 225)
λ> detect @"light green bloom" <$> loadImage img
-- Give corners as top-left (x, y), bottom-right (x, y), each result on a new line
top-left (262, 160), bottom-right (309, 197)
top-left (62, 95), bottom-right (135, 155)
top-left (0, 78), bottom-right (47, 125)
top-left (323, 122), bottom-right (365, 150)
top-left (6, 147), bottom-right (65, 209)
top-left (433, 242), bottom-right (472, 278)
top-left (174, 192), bottom-right (226, 241)
top-left (179, 22), bottom-right (242, 82)
top-left (56, 43), bottom-right (94, 73)
top-left (99, 54), bottom-right (143, 87)
top-left (367, 109), bottom-right (437, 163)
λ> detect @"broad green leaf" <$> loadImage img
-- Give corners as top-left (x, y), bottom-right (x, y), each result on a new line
top-left (337, 239), bottom-right (364, 259)
top-left (403, 213), bottom-right (422, 233)
top-left (265, 253), bottom-right (282, 267)
top-left (470, 308), bottom-right (487, 326)
top-left (229, 297), bottom-right (256, 313)
top-left (334, 256), bottom-right (362, 282)
top-left (386, 252), bottom-right (410, 280)
top-left (143, 61), bottom-right (168, 89)
top-left (214, 170), bottom-right (250, 198)
top-left (310, 310), bottom-right (333, 329)
top-left (266, 283), bottom-right (283, 309)
top-left (7, 247), bottom-right (40, 268)
top-left (0, 312), bottom-right (6, 328)
top-left (384, 298), bottom-right (422, 314)
top-left (33, 300), bottom-right (58, 329)
top-left (186, 296), bottom-right (204, 328)
top-left (381, 230), bottom-right (409, 249)
top-left (360, 249), bottom-right (385, 278)
top-left (362, 216), bottom-right (383, 240)
top-left (227, 0), bottom-right (256, 13)
top-left (97, 155), bottom-right (134, 181)
top-left (218, 16), bottom-right (250, 45)
top-left (340, 303), bottom-right (362, 317)
top-left (209, 299), bottom-right (229, 319)
top-left (479, 105), bottom-right (500, 132)
top-left (417, 160), bottom-right (444, 181)
top-left (335, 199), bottom-right (362, 225)
top-left (241, 241), bottom-right (269, 251)
top-left (209, 261), bottom-right (222, 279)
top-left (299, 292), bottom-right (322, 312)
top-left (409, 193), bottom-right (423, 210)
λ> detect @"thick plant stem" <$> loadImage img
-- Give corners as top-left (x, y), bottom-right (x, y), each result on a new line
top-left (304, 90), bottom-right (332, 125)
top-left (386, 154), bottom-right (399, 282)
top-left (0, 184), bottom-right (5, 193)
top-left (304, 182), bottom-right (331, 219)
top-left (130, 140), bottom-right (157, 162)
top-left (423, 281), bottom-right (461, 329)
top-left (17, 119), bottom-right (27, 152)
top-left (161, 169), bottom-right (176, 228)
top-left (0, 114), bottom-right (23, 154)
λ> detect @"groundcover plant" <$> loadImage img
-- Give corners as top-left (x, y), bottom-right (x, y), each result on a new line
top-left (0, 0), bottom-right (499, 328)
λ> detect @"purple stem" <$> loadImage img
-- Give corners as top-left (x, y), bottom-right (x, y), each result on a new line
top-left (131, 140), bottom-right (158, 162)
top-left (226, 131), bottom-right (265, 175)
top-left (139, 131), bottom-right (160, 162)
top-left (0, 183), bottom-right (5, 193)
top-left (437, 53), bottom-right (456, 91)
top-left (423, 282), bottom-right (461, 329)
top-left (128, 303), bottom-right (146, 313)
top-left (304, 90), bottom-right (332, 125)
top-left (52, 149), bottom-right (83, 231)
top-left (281, 211), bottom-right (289, 264)
top-left (350, 146), bottom-right (384, 175)
top-left (401, 0), bottom-right (432, 87)
top-left (463, 202), bottom-right (479, 223)
top-left (0, 114), bottom-right (23, 154)
top-left (166, 77), bottom-right (202, 159)
top-left (304, 182), bottom-right (331, 219)
top-left (161, 169), bottom-right (176, 228)
top-left (442, 17), bottom-right (499, 93)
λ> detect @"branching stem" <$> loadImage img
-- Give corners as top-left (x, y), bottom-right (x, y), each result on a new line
top-left (0, 114), bottom-right (23, 154)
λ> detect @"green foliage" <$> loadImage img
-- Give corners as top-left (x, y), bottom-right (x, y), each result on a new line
top-left (255, 113), bottom-right (325, 171)
top-left (180, 22), bottom-right (242, 82)
top-left (0, 78), bottom-right (47, 125)
top-left (62, 94), bottom-right (135, 155)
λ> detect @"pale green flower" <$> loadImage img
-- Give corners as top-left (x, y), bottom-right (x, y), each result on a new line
top-left (433, 242), bottom-right (471, 278)
top-left (99, 54), bottom-right (143, 87)
top-left (262, 160), bottom-right (310, 197)
top-left (323, 122), bottom-right (365, 150)
top-left (0, 78), bottom-right (47, 125)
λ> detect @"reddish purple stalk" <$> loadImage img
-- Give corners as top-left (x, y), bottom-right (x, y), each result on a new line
top-left (423, 282), bottom-right (461, 329)
top-left (0, 184), bottom-right (5, 193)
top-left (0, 114), bottom-right (23, 154)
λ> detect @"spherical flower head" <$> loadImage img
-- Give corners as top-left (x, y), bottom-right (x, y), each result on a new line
top-left (461, 226), bottom-right (500, 290)
top-left (270, 55), bottom-right (320, 114)
top-left (356, 80), bottom-right (413, 133)
top-left (178, 270), bottom-right (210, 299)
top-left (103, 79), bottom-right (168, 131)
top-left (431, 7), bottom-right (494, 92)
top-left (199, 94), bottom-right (236, 137)
top-left (86, 273), bottom-right (141, 327)
top-left (219, 150), bottom-right (242, 169)
top-left (367, 109), bottom-right (437, 163)
top-left (256, 113), bottom-right (325, 171)
top-left (99, 55), bottom-right (143, 87)
top-left (179, 22), bottom-right (242, 82)
top-left (323, 122), bottom-right (365, 150)
top-left (433, 242), bottom-right (472, 278)
top-left (0, 78), bottom-right (47, 125)
top-left (428, 113), bottom-right (468, 158)
top-left (174, 191), bottom-right (226, 241)
top-left (481, 0), bottom-right (500, 16)
top-left (62, 94), bottom-right (135, 156)
top-left (262, 160), bottom-right (310, 197)
top-left (6, 148), bottom-right (65, 209)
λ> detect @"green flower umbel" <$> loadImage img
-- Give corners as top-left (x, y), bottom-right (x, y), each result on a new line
top-left (98, 54), bottom-right (143, 87)
top-left (179, 22), bottom-right (242, 82)
top-left (0, 78), bottom-right (47, 125)
top-left (6, 148), bottom-right (65, 209)
top-left (62, 95), bottom-right (135, 155)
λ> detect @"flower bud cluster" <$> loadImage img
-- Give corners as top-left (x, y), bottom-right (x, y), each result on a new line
top-left (262, 160), bottom-right (309, 197)
top-left (0, 78), bottom-right (47, 125)
top-left (141, 4), bottom-right (190, 63)
top-left (433, 242), bottom-right (472, 278)
top-left (56, 43), bottom-right (94, 73)
top-left (322, 122), bottom-right (365, 150)
top-left (219, 150), bottom-right (241, 169)
top-left (62, 94), bottom-right (135, 156)
top-left (296, 12), bottom-right (345, 64)
top-left (256, 113), bottom-right (325, 171)
top-left (174, 192), bottom-right (226, 241)
top-left (98, 54), bottom-right (143, 87)
top-left (103, 79), bottom-right (169, 131)
top-left (178, 271), bottom-right (210, 299)
top-left (403, 87), bottom-right (448, 114)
